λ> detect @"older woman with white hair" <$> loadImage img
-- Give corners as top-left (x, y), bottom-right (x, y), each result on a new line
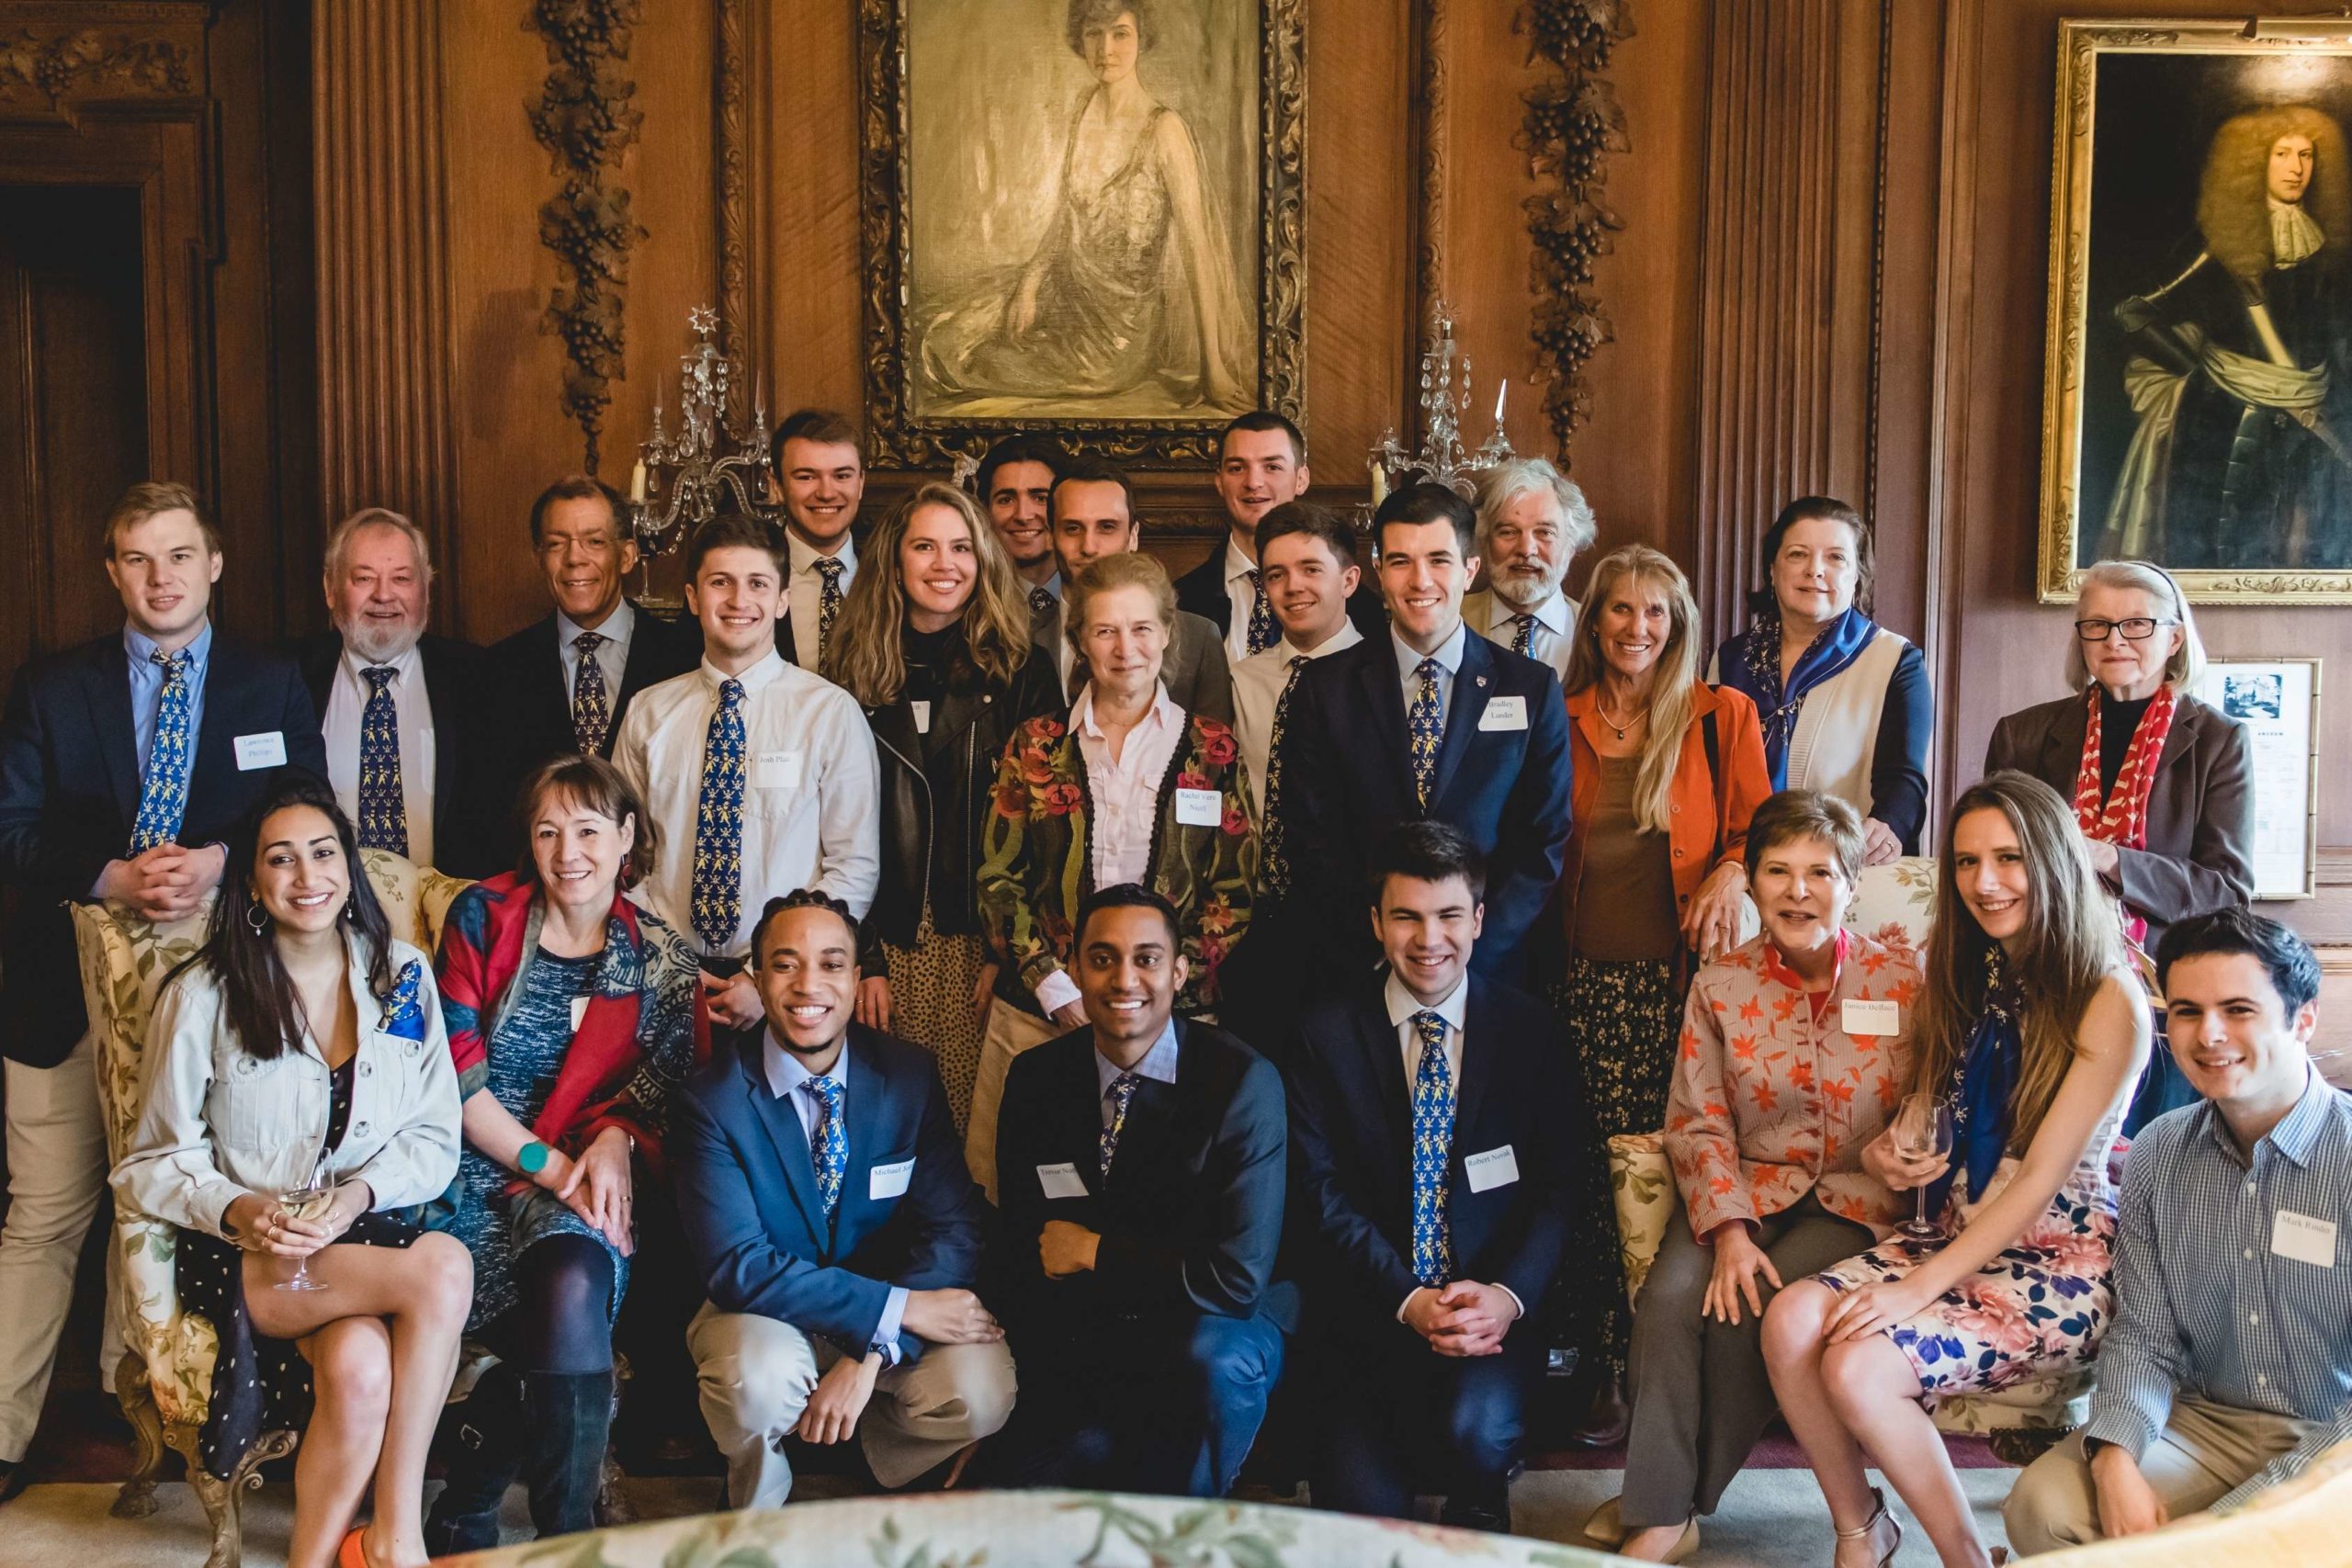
top-left (1463, 457), bottom-right (1599, 682)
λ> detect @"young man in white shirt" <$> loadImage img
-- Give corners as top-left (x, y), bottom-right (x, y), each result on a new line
top-left (769, 409), bottom-right (865, 671)
top-left (613, 515), bottom-right (880, 1039)
top-left (1228, 502), bottom-right (1363, 835)
top-left (1461, 457), bottom-right (1597, 685)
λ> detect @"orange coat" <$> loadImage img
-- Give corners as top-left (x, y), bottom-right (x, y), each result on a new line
top-left (1558, 682), bottom-right (1774, 947)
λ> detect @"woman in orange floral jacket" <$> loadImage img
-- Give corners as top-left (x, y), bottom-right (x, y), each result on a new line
top-left (962, 552), bottom-right (1256, 1196)
top-left (1590, 790), bottom-right (1919, 1562)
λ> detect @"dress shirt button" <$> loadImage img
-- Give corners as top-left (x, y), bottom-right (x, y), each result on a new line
top-left (2257, 1373), bottom-right (2267, 1387)
top-left (354, 1121), bottom-right (370, 1138)
top-left (2244, 1247), bottom-right (2254, 1260)
top-left (2248, 1313), bottom-right (2259, 1326)
top-left (358, 1061), bottom-right (374, 1078)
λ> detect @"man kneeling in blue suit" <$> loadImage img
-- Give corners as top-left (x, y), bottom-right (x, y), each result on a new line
top-left (672, 890), bottom-right (1017, 1507)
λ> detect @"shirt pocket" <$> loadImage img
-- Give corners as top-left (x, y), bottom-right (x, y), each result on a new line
top-left (743, 748), bottom-right (809, 822)
top-left (216, 1052), bottom-right (317, 1159)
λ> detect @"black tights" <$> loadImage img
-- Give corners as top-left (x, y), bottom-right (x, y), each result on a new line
top-left (497, 1234), bottom-right (616, 1375)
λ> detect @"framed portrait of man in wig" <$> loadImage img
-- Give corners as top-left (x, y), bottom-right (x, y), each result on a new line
top-left (2041, 19), bottom-right (2352, 603)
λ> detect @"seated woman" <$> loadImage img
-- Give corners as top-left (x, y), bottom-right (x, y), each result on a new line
top-left (1597, 790), bottom-right (1918, 1562)
top-left (423, 755), bottom-right (699, 1552)
top-left (966, 550), bottom-right (1254, 1198)
top-left (1710, 497), bottom-right (1931, 861)
top-left (112, 773), bottom-right (469, 1568)
top-left (1761, 771), bottom-right (2151, 1568)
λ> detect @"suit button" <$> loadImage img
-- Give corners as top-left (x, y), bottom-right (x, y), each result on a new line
top-left (1671, 803), bottom-right (1681, 814)
top-left (1673, 849), bottom-right (1686, 859)
top-left (353, 1121), bottom-right (370, 1138)
top-left (358, 1061), bottom-right (374, 1077)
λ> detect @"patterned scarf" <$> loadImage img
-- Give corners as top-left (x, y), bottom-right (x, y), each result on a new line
top-left (2073, 683), bottom-right (2177, 945)
top-left (1724, 606), bottom-right (1878, 790)
top-left (1928, 943), bottom-right (2025, 1216)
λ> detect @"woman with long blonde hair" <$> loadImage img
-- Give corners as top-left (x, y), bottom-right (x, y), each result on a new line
top-left (1554, 544), bottom-right (1774, 1445)
top-left (1761, 772), bottom-right (2149, 1568)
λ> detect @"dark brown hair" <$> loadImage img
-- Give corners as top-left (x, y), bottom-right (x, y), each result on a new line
top-left (769, 409), bottom-right (861, 472)
top-left (103, 480), bottom-right (217, 558)
top-left (684, 513), bottom-right (786, 579)
top-left (1254, 501), bottom-right (1358, 570)
top-left (514, 753), bottom-right (654, 890)
top-left (1747, 496), bottom-right (1875, 618)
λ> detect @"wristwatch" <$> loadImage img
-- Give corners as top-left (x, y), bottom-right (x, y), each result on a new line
top-left (518, 1140), bottom-right (550, 1175)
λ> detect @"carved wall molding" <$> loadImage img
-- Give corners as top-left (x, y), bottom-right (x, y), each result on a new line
top-left (713, 0), bottom-right (752, 362)
top-left (526, 0), bottom-right (645, 473)
top-left (1413, 0), bottom-right (1449, 423)
top-left (0, 3), bottom-right (203, 118)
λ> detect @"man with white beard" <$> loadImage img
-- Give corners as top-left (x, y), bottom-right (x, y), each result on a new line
top-left (1461, 458), bottom-right (1597, 684)
top-left (295, 506), bottom-right (493, 874)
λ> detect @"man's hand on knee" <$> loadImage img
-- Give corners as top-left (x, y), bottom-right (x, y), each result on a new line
top-left (797, 1352), bottom-right (881, 1446)
top-left (2091, 1444), bottom-right (2170, 1538)
top-left (902, 1288), bottom-right (1004, 1346)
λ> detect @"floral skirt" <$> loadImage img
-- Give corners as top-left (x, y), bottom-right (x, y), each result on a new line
top-left (883, 928), bottom-right (989, 1133)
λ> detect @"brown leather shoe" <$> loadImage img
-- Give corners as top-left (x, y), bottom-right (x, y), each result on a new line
top-left (1563, 1376), bottom-right (1629, 1449)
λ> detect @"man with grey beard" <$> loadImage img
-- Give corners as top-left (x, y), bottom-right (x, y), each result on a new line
top-left (1461, 458), bottom-right (1598, 684)
top-left (294, 506), bottom-right (494, 874)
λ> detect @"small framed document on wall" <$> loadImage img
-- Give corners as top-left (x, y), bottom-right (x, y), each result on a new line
top-left (2195, 658), bottom-right (2321, 901)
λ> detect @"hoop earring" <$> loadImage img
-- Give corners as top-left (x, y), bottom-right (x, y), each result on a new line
top-left (245, 902), bottom-right (269, 936)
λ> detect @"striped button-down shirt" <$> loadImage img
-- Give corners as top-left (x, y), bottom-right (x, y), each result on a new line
top-left (2082, 1067), bottom-right (2352, 1510)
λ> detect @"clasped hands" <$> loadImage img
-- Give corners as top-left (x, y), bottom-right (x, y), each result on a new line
top-left (529, 1125), bottom-right (637, 1256)
top-left (1403, 1280), bottom-right (1518, 1358)
top-left (796, 1288), bottom-right (1003, 1446)
top-left (97, 841), bottom-right (226, 923)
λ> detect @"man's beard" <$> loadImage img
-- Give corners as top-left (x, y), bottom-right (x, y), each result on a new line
top-left (1488, 565), bottom-right (1564, 612)
top-left (341, 615), bottom-right (424, 664)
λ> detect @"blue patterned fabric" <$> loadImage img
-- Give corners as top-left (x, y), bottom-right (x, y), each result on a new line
top-left (690, 678), bottom-right (749, 953)
top-left (356, 664), bottom-right (408, 854)
top-left (1929, 945), bottom-right (2025, 1214)
top-left (815, 557), bottom-right (846, 663)
top-left (808, 1072), bottom-right (847, 1219)
top-left (1409, 1010), bottom-right (1455, 1286)
top-left (1719, 606), bottom-right (1880, 790)
top-left (1407, 657), bottom-right (1443, 809)
top-left (571, 630), bottom-right (611, 753)
top-left (1509, 614), bottom-right (1537, 656)
top-left (1244, 569), bottom-right (1278, 656)
top-left (1098, 1070), bottom-right (1142, 1179)
top-left (127, 649), bottom-right (194, 852)
top-left (379, 957), bottom-right (430, 1042)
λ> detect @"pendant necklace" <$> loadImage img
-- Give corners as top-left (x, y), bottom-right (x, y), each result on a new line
top-left (1597, 695), bottom-right (1650, 740)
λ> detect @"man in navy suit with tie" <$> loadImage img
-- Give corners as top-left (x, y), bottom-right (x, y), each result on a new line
top-left (1286, 822), bottom-right (1583, 1531)
top-left (0, 480), bottom-right (325, 1493)
top-left (1272, 483), bottom-right (1571, 990)
top-left (671, 890), bottom-right (1015, 1508)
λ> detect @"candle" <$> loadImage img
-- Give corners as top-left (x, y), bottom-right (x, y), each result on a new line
top-left (629, 459), bottom-right (648, 503)
top-left (1369, 459), bottom-right (1388, 506)
top-left (1495, 379), bottom-right (1508, 425)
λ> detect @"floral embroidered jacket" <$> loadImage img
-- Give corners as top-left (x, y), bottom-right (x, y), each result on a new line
top-left (1664, 930), bottom-right (1920, 1241)
top-left (978, 710), bottom-right (1255, 1015)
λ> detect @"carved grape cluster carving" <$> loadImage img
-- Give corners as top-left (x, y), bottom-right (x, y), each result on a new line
top-left (0, 27), bottom-right (193, 107)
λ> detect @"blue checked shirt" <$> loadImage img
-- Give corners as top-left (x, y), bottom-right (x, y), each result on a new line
top-left (2081, 1068), bottom-right (2352, 1510)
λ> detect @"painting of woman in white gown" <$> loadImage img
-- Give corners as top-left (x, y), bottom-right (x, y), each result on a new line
top-left (907, 0), bottom-right (1256, 421)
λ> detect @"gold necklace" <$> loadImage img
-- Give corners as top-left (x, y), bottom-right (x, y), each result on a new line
top-left (1596, 695), bottom-right (1650, 740)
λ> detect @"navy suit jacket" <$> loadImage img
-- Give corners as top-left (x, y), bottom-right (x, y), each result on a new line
top-left (295, 631), bottom-right (496, 877)
top-left (1273, 627), bottom-right (1571, 984)
top-left (670, 1024), bottom-right (989, 1362)
top-left (1171, 548), bottom-right (1388, 645)
top-left (0, 631), bottom-right (327, 1065)
top-left (1285, 974), bottom-right (1583, 1343)
top-left (481, 604), bottom-right (701, 822)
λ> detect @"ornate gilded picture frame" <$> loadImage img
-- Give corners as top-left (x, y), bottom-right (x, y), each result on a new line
top-left (2041, 19), bottom-right (2352, 604)
top-left (854, 0), bottom-right (1305, 469)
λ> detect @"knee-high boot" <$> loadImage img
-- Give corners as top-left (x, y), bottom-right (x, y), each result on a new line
top-left (424, 1361), bottom-right (529, 1554)
top-left (522, 1368), bottom-right (616, 1539)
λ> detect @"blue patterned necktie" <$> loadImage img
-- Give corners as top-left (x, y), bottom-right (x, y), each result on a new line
top-left (356, 665), bottom-right (408, 855)
top-left (807, 1074), bottom-right (847, 1219)
top-left (1243, 568), bottom-right (1278, 655)
top-left (815, 557), bottom-right (846, 663)
top-left (1028, 584), bottom-right (1055, 618)
top-left (1408, 657), bottom-right (1443, 809)
top-left (1260, 654), bottom-right (1307, 897)
top-left (128, 649), bottom-right (194, 853)
top-left (1409, 1010), bottom-right (1456, 1287)
top-left (1510, 613), bottom-right (1538, 657)
top-left (571, 631), bottom-right (611, 754)
top-left (1098, 1071), bottom-right (1142, 1180)
top-left (689, 678), bottom-right (748, 954)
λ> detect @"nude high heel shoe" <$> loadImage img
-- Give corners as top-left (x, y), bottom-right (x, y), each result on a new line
top-left (1833, 1486), bottom-right (1902, 1568)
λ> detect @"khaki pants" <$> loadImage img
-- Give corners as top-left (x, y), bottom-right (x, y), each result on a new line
top-left (964, 1001), bottom-right (1063, 1202)
top-left (688, 1303), bottom-right (1017, 1507)
top-left (2004, 1395), bottom-right (2320, 1555)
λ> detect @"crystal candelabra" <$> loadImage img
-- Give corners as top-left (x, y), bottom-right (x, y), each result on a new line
top-left (1366, 300), bottom-right (1516, 513)
top-left (619, 306), bottom-right (782, 580)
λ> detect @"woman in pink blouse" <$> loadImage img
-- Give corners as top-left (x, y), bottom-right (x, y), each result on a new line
top-left (1591, 791), bottom-right (1919, 1562)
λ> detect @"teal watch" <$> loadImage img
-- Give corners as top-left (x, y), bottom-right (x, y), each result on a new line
top-left (518, 1140), bottom-right (551, 1176)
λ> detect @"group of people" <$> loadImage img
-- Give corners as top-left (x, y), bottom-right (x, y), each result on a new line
top-left (0, 402), bottom-right (2338, 1568)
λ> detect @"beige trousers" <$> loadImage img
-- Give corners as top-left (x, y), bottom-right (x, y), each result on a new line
top-left (963, 1000), bottom-right (1063, 1202)
top-left (2004, 1395), bottom-right (2321, 1555)
top-left (688, 1303), bottom-right (1017, 1507)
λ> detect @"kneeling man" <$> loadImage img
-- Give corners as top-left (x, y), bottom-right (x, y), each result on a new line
top-left (673, 890), bottom-right (1015, 1506)
top-left (2006, 908), bottom-right (2352, 1552)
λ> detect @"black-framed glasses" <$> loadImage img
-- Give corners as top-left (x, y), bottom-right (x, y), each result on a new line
top-left (2073, 616), bottom-right (2174, 642)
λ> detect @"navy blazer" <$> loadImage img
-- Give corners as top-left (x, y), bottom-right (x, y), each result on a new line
top-left (670, 1024), bottom-right (989, 1362)
top-left (481, 604), bottom-right (702, 819)
top-left (1171, 549), bottom-right (1388, 645)
top-left (995, 1018), bottom-right (1295, 1332)
top-left (1285, 974), bottom-right (1583, 1342)
top-left (295, 630), bottom-right (495, 877)
top-left (0, 631), bottom-right (328, 1065)
top-left (1272, 627), bottom-right (1572, 983)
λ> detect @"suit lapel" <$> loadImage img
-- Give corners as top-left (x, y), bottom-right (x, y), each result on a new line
top-left (1066, 1031), bottom-right (1110, 1197)
top-left (185, 638), bottom-right (244, 833)
top-left (1353, 642), bottom-right (1418, 806)
top-left (1356, 995), bottom-right (1413, 1169)
top-left (1452, 982), bottom-right (1494, 1156)
top-left (1427, 633), bottom-right (1490, 807)
top-left (775, 609), bottom-right (802, 670)
top-left (738, 1038), bottom-right (826, 1247)
top-left (840, 1029), bottom-right (886, 1228)
top-left (85, 639), bottom-right (141, 823)
top-left (420, 639), bottom-right (461, 807)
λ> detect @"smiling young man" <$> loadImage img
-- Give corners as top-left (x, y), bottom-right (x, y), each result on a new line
top-left (672, 891), bottom-right (1014, 1507)
top-left (977, 434), bottom-right (1065, 615)
top-left (2005, 907), bottom-right (2352, 1554)
top-left (1462, 457), bottom-right (1597, 683)
top-left (769, 408), bottom-right (867, 671)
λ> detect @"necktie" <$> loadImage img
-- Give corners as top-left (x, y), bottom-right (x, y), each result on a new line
top-left (1510, 613), bottom-right (1538, 657)
top-left (807, 1075), bottom-right (847, 1219)
top-left (1408, 657), bottom-right (1443, 809)
top-left (814, 557), bottom-right (846, 664)
top-left (689, 678), bottom-right (748, 954)
top-left (1409, 1010), bottom-right (1456, 1287)
top-left (128, 650), bottom-right (194, 853)
top-left (1099, 1071), bottom-right (1142, 1180)
top-left (571, 631), bottom-right (611, 754)
top-left (1243, 568), bottom-right (1278, 656)
top-left (1028, 584), bottom-right (1055, 618)
top-left (1260, 654), bottom-right (1307, 897)
top-left (356, 665), bottom-right (409, 855)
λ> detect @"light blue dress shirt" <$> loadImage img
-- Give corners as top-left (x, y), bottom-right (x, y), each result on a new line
top-left (557, 600), bottom-right (635, 697)
top-left (1092, 1019), bottom-right (1181, 1127)
top-left (1390, 621), bottom-right (1468, 727)
top-left (125, 620), bottom-right (212, 786)
top-left (762, 1029), bottom-right (910, 1362)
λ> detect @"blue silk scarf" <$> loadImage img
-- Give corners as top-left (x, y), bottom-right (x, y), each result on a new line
top-left (1721, 606), bottom-right (1880, 789)
top-left (1926, 944), bottom-right (2025, 1216)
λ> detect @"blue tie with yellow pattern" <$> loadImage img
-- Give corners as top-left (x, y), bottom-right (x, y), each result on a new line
top-left (808, 1074), bottom-right (847, 1219)
top-left (689, 678), bottom-right (748, 954)
top-left (1099, 1071), bottom-right (1142, 1180)
top-left (128, 650), bottom-right (194, 854)
top-left (1408, 657), bottom-right (1443, 809)
top-left (571, 631), bottom-right (611, 754)
top-left (1244, 569), bottom-right (1279, 656)
top-left (1409, 1010), bottom-right (1455, 1288)
top-left (356, 665), bottom-right (408, 855)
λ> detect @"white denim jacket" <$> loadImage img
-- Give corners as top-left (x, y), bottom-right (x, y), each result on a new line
top-left (111, 936), bottom-right (462, 1240)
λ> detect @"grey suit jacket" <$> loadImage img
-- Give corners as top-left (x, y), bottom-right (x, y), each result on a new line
top-left (1035, 605), bottom-right (1235, 722)
top-left (1984, 689), bottom-right (2254, 950)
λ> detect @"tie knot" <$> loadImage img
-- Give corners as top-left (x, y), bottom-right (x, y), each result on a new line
top-left (808, 1075), bottom-right (843, 1113)
top-left (1246, 568), bottom-right (1262, 591)
top-left (1415, 1010), bottom-right (1447, 1049)
top-left (364, 664), bottom-right (398, 693)
top-left (1108, 1070), bottom-right (1141, 1099)
top-left (151, 649), bottom-right (187, 679)
top-left (574, 630), bottom-right (605, 652)
top-left (1513, 614), bottom-right (1535, 630)
top-left (718, 677), bottom-right (745, 708)
top-left (1416, 658), bottom-right (1441, 682)
top-left (816, 557), bottom-right (844, 582)
top-left (1287, 653), bottom-right (1307, 672)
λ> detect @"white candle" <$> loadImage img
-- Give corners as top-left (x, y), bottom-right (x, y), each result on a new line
top-left (1369, 459), bottom-right (1388, 506)
top-left (1495, 379), bottom-right (1508, 425)
top-left (629, 459), bottom-right (648, 503)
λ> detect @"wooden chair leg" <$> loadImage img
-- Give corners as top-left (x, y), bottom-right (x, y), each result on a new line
top-left (175, 1426), bottom-right (296, 1568)
top-left (109, 1349), bottom-right (163, 1520)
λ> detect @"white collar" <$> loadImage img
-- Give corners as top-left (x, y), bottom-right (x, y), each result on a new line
top-left (763, 1026), bottom-right (851, 1100)
top-left (1392, 620), bottom-right (1467, 679)
top-left (339, 640), bottom-right (423, 682)
top-left (702, 648), bottom-right (787, 694)
top-left (1074, 681), bottom-right (1180, 740)
top-left (1488, 589), bottom-right (1569, 635)
top-left (1285, 620), bottom-right (1363, 661)
top-left (1223, 537), bottom-right (1258, 587)
top-left (788, 529), bottom-right (855, 577)
top-left (1384, 970), bottom-right (1468, 1032)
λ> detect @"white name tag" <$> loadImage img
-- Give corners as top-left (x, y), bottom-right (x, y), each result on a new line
top-left (233, 730), bottom-right (288, 770)
top-left (1841, 998), bottom-right (1901, 1036)
top-left (1464, 1145), bottom-right (1521, 1192)
top-left (868, 1158), bottom-right (914, 1201)
top-left (911, 700), bottom-right (932, 735)
top-left (2274, 1209), bottom-right (2338, 1268)
top-left (1476, 695), bottom-right (1528, 732)
top-left (753, 750), bottom-right (803, 789)
top-left (1174, 787), bottom-right (1223, 827)
top-left (1036, 1161), bottom-right (1089, 1200)
top-left (570, 995), bottom-right (590, 1033)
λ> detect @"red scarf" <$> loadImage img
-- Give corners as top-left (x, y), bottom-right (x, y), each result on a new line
top-left (2073, 684), bottom-right (2177, 945)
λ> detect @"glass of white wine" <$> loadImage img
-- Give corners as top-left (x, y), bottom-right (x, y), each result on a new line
top-left (275, 1150), bottom-right (334, 1292)
top-left (1892, 1091), bottom-right (1956, 1241)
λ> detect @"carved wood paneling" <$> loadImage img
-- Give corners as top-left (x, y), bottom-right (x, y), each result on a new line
top-left (0, 2), bottom-right (202, 120)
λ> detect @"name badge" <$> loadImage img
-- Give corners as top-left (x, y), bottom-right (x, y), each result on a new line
top-left (2274, 1209), bottom-right (2338, 1268)
top-left (1174, 787), bottom-right (1222, 828)
top-left (1476, 695), bottom-right (1528, 732)
top-left (869, 1158), bottom-right (914, 1201)
top-left (911, 700), bottom-right (932, 735)
top-left (570, 995), bottom-right (591, 1033)
top-left (233, 730), bottom-right (288, 770)
top-left (1036, 1161), bottom-right (1089, 1200)
top-left (1464, 1145), bottom-right (1521, 1193)
top-left (1841, 998), bottom-right (1901, 1036)
top-left (753, 750), bottom-right (803, 789)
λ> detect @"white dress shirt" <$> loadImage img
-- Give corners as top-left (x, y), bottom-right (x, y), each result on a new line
top-left (1392, 621), bottom-right (1469, 725)
top-left (1231, 621), bottom-right (1362, 828)
top-left (1382, 969), bottom-right (1522, 1319)
top-left (786, 531), bottom-right (858, 669)
top-left (1217, 538), bottom-right (1267, 664)
top-left (558, 599), bottom-right (635, 696)
top-left (762, 1032), bottom-right (910, 1360)
top-left (322, 643), bottom-right (437, 866)
top-left (1466, 588), bottom-right (1577, 684)
top-left (613, 650), bottom-right (881, 959)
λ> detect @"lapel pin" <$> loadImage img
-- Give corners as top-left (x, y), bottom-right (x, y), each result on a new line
top-left (1476, 675), bottom-right (1487, 688)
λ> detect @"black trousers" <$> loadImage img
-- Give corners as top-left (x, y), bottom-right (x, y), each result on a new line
top-left (1314, 1326), bottom-right (1542, 1518)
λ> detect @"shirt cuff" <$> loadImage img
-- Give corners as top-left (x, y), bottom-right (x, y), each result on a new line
top-left (2080, 1404), bottom-right (2163, 1464)
top-left (872, 1285), bottom-right (910, 1367)
top-left (1495, 1282), bottom-right (1525, 1320)
top-left (1396, 1285), bottom-right (1430, 1324)
top-left (1034, 968), bottom-right (1081, 1018)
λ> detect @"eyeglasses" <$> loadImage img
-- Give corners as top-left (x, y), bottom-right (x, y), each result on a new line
top-left (2073, 616), bottom-right (2174, 642)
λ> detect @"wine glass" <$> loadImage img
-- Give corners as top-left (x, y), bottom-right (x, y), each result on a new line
top-left (1891, 1092), bottom-right (1956, 1241)
top-left (274, 1147), bottom-right (334, 1292)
